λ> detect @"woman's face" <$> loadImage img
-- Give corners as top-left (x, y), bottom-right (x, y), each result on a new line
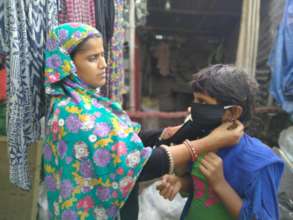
top-left (73, 37), bottom-right (107, 88)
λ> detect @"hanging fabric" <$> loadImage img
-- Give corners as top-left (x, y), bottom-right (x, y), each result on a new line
top-left (0, 0), bottom-right (58, 190)
top-left (58, 0), bottom-right (96, 27)
top-left (104, 0), bottom-right (125, 103)
top-left (268, 0), bottom-right (293, 114)
top-left (94, 0), bottom-right (115, 45)
top-left (236, 0), bottom-right (261, 78)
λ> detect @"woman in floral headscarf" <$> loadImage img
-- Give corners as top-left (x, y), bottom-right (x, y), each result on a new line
top-left (43, 23), bottom-right (244, 220)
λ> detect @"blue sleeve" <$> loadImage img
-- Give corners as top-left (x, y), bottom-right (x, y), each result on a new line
top-left (239, 163), bottom-right (284, 220)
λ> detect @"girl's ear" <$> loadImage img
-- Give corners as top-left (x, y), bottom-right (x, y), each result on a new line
top-left (229, 105), bottom-right (243, 121)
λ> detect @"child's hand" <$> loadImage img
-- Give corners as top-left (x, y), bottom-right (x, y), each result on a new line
top-left (156, 174), bottom-right (182, 201)
top-left (199, 153), bottom-right (226, 191)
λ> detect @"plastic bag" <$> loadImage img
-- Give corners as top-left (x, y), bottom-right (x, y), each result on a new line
top-left (138, 181), bottom-right (187, 220)
top-left (278, 126), bottom-right (293, 167)
top-left (276, 126), bottom-right (293, 219)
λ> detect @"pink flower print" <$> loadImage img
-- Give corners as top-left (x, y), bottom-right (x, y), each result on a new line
top-left (119, 176), bottom-right (134, 196)
top-left (126, 151), bottom-right (140, 168)
top-left (70, 23), bottom-right (81, 27)
top-left (77, 196), bottom-right (94, 211)
top-left (52, 121), bottom-right (59, 134)
top-left (192, 176), bottom-right (205, 199)
top-left (93, 149), bottom-right (111, 167)
top-left (112, 191), bottom-right (118, 198)
top-left (112, 142), bottom-right (127, 156)
top-left (205, 186), bottom-right (220, 207)
top-left (74, 142), bottom-right (89, 160)
top-left (94, 122), bottom-right (111, 137)
top-left (117, 168), bottom-right (124, 175)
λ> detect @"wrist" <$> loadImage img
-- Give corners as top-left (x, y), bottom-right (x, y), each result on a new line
top-left (212, 178), bottom-right (228, 194)
top-left (195, 136), bottom-right (216, 153)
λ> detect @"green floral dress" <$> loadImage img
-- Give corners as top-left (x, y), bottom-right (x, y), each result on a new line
top-left (43, 23), bottom-right (151, 220)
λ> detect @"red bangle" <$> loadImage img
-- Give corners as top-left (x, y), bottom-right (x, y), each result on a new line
top-left (184, 139), bottom-right (199, 162)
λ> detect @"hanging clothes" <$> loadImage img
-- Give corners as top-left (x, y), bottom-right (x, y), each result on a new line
top-left (58, 0), bottom-right (96, 27)
top-left (268, 0), bottom-right (293, 114)
top-left (0, 1), bottom-right (6, 54)
top-left (0, 0), bottom-right (58, 190)
top-left (104, 0), bottom-right (125, 103)
top-left (94, 0), bottom-right (115, 45)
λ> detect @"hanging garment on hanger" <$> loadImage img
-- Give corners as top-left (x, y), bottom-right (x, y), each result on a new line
top-left (94, 0), bottom-right (115, 44)
top-left (104, 0), bottom-right (125, 103)
top-left (0, 0), bottom-right (58, 190)
top-left (58, 0), bottom-right (96, 27)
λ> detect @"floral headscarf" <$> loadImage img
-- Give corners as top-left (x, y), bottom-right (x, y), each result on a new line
top-left (43, 23), bottom-right (151, 220)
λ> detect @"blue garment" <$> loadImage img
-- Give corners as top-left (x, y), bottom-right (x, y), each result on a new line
top-left (268, 0), bottom-right (293, 114)
top-left (181, 134), bottom-right (284, 220)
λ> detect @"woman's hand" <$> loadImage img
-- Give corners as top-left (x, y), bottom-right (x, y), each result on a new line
top-left (156, 174), bottom-right (182, 201)
top-left (199, 152), bottom-right (226, 191)
top-left (205, 120), bottom-right (244, 151)
top-left (160, 124), bottom-right (182, 140)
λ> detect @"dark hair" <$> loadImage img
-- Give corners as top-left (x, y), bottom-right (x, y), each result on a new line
top-left (191, 64), bottom-right (259, 123)
top-left (70, 34), bottom-right (102, 59)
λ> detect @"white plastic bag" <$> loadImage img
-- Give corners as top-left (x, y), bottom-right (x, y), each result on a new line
top-left (138, 181), bottom-right (187, 220)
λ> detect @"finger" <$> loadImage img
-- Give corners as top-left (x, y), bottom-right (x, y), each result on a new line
top-left (204, 153), bottom-right (218, 166)
top-left (200, 158), bottom-right (214, 171)
top-left (166, 188), bottom-right (175, 200)
top-left (206, 152), bottom-right (220, 163)
top-left (199, 164), bottom-right (209, 177)
top-left (160, 183), bottom-right (171, 197)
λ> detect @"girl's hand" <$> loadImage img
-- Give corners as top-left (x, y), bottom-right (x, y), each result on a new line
top-left (156, 174), bottom-right (182, 201)
top-left (199, 152), bottom-right (226, 191)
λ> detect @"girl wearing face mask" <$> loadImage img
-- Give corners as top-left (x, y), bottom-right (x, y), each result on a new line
top-left (43, 24), bottom-right (244, 220)
top-left (157, 64), bottom-right (284, 220)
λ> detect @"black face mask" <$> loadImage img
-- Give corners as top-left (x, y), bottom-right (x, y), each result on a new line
top-left (191, 102), bottom-right (226, 130)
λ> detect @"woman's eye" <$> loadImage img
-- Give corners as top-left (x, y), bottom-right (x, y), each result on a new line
top-left (88, 56), bottom-right (98, 62)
